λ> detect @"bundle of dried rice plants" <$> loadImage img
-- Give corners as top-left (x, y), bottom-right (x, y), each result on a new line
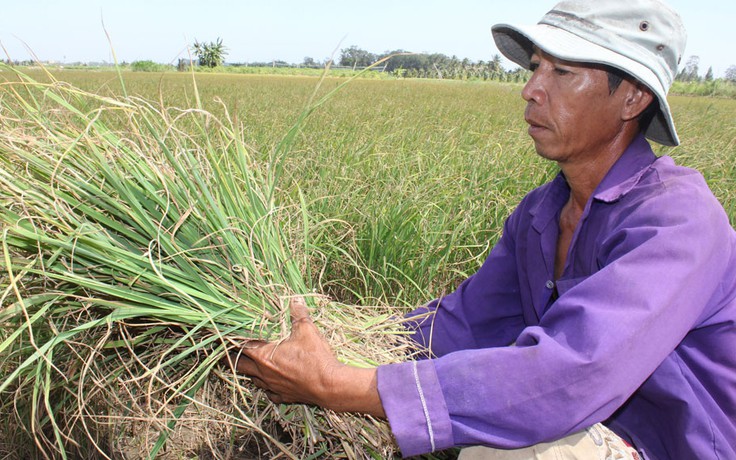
top-left (0, 67), bottom-right (413, 459)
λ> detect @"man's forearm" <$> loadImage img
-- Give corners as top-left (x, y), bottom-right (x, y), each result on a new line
top-left (321, 365), bottom-right (386, 418)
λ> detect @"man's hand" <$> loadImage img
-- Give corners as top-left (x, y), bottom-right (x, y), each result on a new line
top-left (232, 296), bottom-right (386, 418)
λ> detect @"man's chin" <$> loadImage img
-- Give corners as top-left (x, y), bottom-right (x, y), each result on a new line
top-left (531, 142), bottom-right (555, 161)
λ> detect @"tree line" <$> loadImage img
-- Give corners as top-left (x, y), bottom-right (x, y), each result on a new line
top-left (336, 45), bottom-right (530, 82)
top-left (188, 41), bottom-right (530, 82)
top-left (676, 55), bottom-right (736, 83)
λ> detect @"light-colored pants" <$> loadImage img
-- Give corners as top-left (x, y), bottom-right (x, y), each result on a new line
top-left (458, 424), bottom-right (640, 460)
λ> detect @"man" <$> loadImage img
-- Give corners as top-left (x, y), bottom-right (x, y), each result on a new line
top-left (233, 0), bottom-right (736, 458)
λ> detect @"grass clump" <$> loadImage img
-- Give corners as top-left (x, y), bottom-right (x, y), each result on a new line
top-left (0, 67), bottom-right (411, 459)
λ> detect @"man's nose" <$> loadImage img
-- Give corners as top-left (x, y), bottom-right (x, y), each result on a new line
top-left (521, 71), bottom-right (545, 104)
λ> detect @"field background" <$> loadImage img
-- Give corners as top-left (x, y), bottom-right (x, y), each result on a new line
top-left (12, 68), bottom-right (736, 309)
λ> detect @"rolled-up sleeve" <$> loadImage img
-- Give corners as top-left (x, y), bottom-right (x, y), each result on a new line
top-left (377, 360), bottom-right (453, 456)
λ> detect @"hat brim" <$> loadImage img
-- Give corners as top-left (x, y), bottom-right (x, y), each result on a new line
top-left (492, 23), bottom-right (679, 146)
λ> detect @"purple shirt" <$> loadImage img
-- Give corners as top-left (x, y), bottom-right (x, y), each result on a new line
top-left (377, 135), bottom-right (736, 459)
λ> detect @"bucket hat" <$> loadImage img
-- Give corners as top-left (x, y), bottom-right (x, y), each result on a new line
top-left (492, 0), bottom-right (687, 146)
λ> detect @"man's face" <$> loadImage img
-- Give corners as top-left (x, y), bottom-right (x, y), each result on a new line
top-left (521, 49), bottom-right (631, 164)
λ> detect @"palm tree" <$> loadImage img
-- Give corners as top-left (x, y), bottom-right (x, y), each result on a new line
top-left (192, 38), bottom-right (228, 68)
top-left (491, 54), bottom-right (502, 73)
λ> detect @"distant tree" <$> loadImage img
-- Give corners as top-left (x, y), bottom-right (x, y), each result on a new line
top-left (131, 60), bottom-right (169, 72)
top-left (704, 66), bottom-right (714, 82)
top-left (192, 38), bottom-right (228, 68)
top-left (676, 55), bottom-right (700, 82)
top-left (381, 50), bottom-right (427, 73)
top-left (725, 65), bottom-right (736, 83)
top-left (302, 56), bottom-right (317, 67)
top-left (491, 54), bottom-right (503, 72)
top-left (339, 46), bottom-right (376, 68)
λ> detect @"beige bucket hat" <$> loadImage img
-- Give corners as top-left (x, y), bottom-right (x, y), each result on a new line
top-left (492, 0), bottom-right (687, 146)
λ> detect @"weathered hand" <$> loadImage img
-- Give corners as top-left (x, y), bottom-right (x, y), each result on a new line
top-left (231, 296), bottom-right (386, 418)
top-left (233, 296), bottom-right (342, 406)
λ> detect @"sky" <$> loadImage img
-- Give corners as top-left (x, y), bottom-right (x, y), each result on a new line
top-left (1, 0), bottom-right (734, 77)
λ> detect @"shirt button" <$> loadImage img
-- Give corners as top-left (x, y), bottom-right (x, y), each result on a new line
top-left (545, 280), bottom-right (555, 289)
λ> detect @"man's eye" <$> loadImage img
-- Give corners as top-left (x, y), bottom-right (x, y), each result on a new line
top-left (529, 63), bottom-right (539, 72)
top-left (554, 67), bottom-right (570, 75)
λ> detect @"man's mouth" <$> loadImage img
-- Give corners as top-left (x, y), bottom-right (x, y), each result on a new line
top-left (524, 112), bottom-right (546, 129)
top-left (525, 117), bottom-right (547, 136)
top-left (524, 109), bottom-right (550, 137)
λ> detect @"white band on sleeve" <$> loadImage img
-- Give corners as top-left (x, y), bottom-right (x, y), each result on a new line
top-left (412, 360), bottom-right (436, 452)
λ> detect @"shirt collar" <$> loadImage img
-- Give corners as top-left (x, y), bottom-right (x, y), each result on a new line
top-left (529, 134), bottom-right (657, 232)
top-left (593, 134), bottom-right (657, 203)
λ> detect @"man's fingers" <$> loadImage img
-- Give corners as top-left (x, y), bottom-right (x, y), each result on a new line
top-left (242, 339), bottom-right (268, 349)
top-left (266, 391), bottom-right (284, 404)
top-left (231, 359), bottom-right (280, 401)
top-left (289, 296), bottom-right (311, 326)
top-left (238, 340), bottom-right (269, 360)
top-left (249, 376), bottom-right (268, 390)
top-left (230, 345), bottom-right (268, 376)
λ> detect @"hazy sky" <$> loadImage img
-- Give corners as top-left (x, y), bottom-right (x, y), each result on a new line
top-left (1, 0), bottom-right (733, 77)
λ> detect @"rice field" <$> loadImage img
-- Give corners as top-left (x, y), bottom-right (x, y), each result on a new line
top-left (1, 67), bottom-right (735, 459)
top-left (49, 68), bottom-right (734, 306)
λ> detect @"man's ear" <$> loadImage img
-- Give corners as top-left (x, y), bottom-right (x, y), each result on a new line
top-left (621, 82), bottom-right (655, 121)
